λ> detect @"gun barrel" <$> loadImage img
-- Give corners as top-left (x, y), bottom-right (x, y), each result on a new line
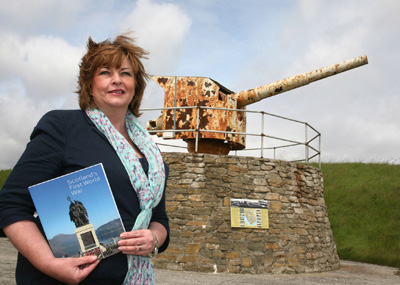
top-left (233, 55), bottom-right (368, 108)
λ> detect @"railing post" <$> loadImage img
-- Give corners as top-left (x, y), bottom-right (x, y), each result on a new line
top-left (261, 112), bottom-right (265, 158)
top-left (319, 134), bottom-right (321, 169)
top-left (195, 106), bottom-right (200, 152)
top-left (305, 123), bottom-right (309, 165)
top-left (173, 77), bottom-right (177, 136)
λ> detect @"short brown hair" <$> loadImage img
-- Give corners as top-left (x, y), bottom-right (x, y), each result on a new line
top-left (76, 34), bottom-right (149, 117)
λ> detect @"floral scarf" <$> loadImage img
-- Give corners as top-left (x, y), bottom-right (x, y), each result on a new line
top-left (86, 108), bottom-right (165, 284)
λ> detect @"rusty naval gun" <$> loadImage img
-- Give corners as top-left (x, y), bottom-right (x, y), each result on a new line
top-left (147, 55), bottom-right (368, 155)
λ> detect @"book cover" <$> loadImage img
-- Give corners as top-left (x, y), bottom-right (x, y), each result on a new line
top-left (29, 163), bottom-right (125, 259)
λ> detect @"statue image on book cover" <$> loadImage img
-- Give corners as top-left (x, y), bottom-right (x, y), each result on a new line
top-left (67, 196), bottom-right (105, 258)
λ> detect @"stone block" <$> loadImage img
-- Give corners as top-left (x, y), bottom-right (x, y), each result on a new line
top-left (223, 197), bottom-right (231, 206)
top-left (269, 201), bottom-right (282, 211)
top-left (294, 228), bottom-right (309, 236)
top-left (205, 243), bottom-right (219, 250)
top-left (265, 243), bottom-right (280, 250)
top-left (266, 193), bottom-right (280, 200)
top-left (268, 177), bottom-right (284, 187)
top-left (263, 255), bottom-right (274, 265)
top-left (186, 221), bottom-right (207, 227)
top-left (288, 258), bottom-right (299, 267)
top-left (185, 244), bottom-right (201, 254)
top-left (156, 254), bottom-right (177, 262)
top-left (165, 247), bottom-right (183, 254)
top-left (177, 255), bottom-right (199, 263)
top-left (174, 194), bottom-right (187, 201)
top-left (254, 185), bottom-right (270, 192)
top-left (188, 194), bottom-right (202, 202)
top-left (225, 252), bottom-right (240, 259)
top-left (241, 257), bottom-right (252, 267)
top-left (198, 264), bottom-right (215, 272)
top-left (228, 265), bottom-right (240, 273)
top-left (254, 178), bottom-right (267, 186)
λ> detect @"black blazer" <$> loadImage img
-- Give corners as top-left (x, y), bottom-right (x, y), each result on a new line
top-left (0, 110), bottom-right (169, 284)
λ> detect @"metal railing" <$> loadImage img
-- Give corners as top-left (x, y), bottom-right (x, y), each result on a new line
top-left (141, 106), bottom-right (321, 167)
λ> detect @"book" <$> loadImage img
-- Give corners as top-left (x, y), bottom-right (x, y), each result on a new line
top-left (29, 163), bottom-right (125, 259)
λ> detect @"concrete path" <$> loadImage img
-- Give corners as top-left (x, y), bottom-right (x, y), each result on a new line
top-left (1, 238), bottom-right (398, 285)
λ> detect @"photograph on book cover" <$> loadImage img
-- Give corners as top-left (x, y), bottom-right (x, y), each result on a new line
top-left (29, 163), bottom-right (125, 259)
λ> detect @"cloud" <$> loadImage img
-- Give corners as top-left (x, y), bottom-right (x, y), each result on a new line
top-left (0, 32), bottom-right (84, 168)
top-left (0, 87), bottom-right (50, 169)
top-left (119, 0), bottom-right (192, 75)
top-left (0, 0), bottom-right (91, 36)
top-left (0, 33), bottom-right (83, 104)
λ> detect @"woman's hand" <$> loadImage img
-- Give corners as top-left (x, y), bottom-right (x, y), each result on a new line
top-left (42, 255), bottom-right (100, 285)
top-left (3, 220), bottom-right (100, 284)
top-left (118, 229), bottom-right (155, 256)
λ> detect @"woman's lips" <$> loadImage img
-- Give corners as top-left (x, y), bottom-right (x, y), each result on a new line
top-left (108, 89), bottom-right (125, 95)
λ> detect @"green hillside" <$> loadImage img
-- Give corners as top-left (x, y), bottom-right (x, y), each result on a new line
top-left (1, 163), bottom-right (399, 267)
top-left (0, 169), bottom-right (11, 189)
top-left (320, 163), bottom-right (400, 267)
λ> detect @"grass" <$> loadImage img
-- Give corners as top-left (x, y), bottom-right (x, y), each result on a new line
top-left (320, 163), bottom-right (400, 268)
top-left (0, 169), bottom-right (11, 189)
top-left (1, 163), bottom-right (399, 268)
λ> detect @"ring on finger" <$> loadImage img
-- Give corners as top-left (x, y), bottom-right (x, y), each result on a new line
top-left (138, 245), bottom-right (142, 251)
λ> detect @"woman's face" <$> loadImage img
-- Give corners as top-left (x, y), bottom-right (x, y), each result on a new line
top-left (91, 57), bottom-right (136, 114)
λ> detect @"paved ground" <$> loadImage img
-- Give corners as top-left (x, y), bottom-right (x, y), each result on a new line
top-left (1, 238), bottom-right (398, 285)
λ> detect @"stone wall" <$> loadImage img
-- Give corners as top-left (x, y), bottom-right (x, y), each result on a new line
top-left (154, 152), bottom-right (340, 274)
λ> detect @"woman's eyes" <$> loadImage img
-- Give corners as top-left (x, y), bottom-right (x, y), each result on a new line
top-left (98, 70), bottom-right (132, 76)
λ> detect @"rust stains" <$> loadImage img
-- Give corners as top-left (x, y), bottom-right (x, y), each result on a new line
top-left (150, 76), bottom-right (246, 150)
top-left (157, 77), bottom-right (169, 85)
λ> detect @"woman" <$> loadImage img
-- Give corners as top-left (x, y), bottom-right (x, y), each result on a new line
top-left (0, 34), bottom-right (169, 284)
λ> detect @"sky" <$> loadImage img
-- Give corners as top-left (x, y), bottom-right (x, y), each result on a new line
top-left (0, 0), bottom-right (399, 168)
